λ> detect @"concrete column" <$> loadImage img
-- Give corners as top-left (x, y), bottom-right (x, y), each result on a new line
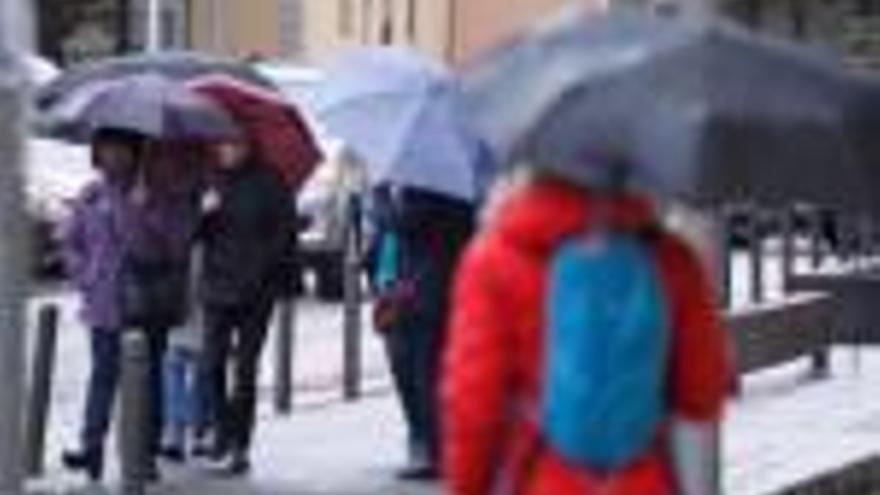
top-left (0, 1), bottom-right (30, 492)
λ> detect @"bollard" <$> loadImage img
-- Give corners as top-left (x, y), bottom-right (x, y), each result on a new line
top-left (24, 305), bottom-right (59, 476)
top-left (274, 298), bottom-right (296, 414)
top-left (781, 209), bottom-right (795, 293)
top-left (748, 208), bottom-right (765, 303)
top-left (117, 331), bottom-right (151, 495)
top-left (342, 194), bottom-right (363, 401)
top-left (810, 208), bottom-right (824, 269)
top-left (716, 207), bottom-right (733, 308)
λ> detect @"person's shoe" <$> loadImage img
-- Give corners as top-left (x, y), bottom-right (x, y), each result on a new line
top-left (61, 448), bottom-right (103, 481)
top-left (396, 463), bottom-right (439, 481)
top-left (191, 430), bottom-right (211, 457)
top-left (204, 435), bottom-right (231, 462)
top-left (159, 444), bottom-right (186, 463)
top-left (226, 450), bottom-right (251, 476)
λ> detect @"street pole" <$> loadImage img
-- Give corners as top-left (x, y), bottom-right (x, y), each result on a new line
top-left (146, 0), bottom-right (163, 52)
top-left (0, 1), bottom-right (30, 492)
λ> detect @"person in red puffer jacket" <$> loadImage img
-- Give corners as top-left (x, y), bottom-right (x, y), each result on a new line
top-left (442, 171), bottom-right (731, 495)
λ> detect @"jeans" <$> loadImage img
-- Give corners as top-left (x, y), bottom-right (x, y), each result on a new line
top-left (162, 346), bottom-right (211, 447)
top-left (81, 327), bottom-right (167, 458)
top-left (203, 295), bottom-right (274, 453)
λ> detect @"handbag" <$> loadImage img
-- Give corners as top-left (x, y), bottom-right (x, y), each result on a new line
top-left (371, 278), bottom-right (415, 334)
top-left (120, 257), bottom-right (189, 329)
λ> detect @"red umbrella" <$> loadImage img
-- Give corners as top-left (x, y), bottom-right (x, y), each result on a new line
top-left (188, 74), bottom-right (323, 189)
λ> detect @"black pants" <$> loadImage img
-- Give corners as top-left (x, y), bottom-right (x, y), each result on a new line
top-left (203, 296), bottom-right (274, 453)
top-left (81, 327), bottom-right (167, 459)
top-left (384, 310), bottom-right (444, 466)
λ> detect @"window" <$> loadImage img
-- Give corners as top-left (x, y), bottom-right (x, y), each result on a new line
top-left (856, 0), bottom-right (880, 16)
top-left (407, 0), bottom-right (417, 40)
top-left (362, 0), bottom-right (372, 43)
top-left (380, 17), bottom-right (392, 44)
top-left (339, 0), bottom-right (353, 36)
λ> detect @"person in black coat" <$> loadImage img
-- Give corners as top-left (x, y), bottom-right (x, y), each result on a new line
top-left (370, 185), bottom-right (474, 480)
top-left (197, 138), bottom-right (291, 475)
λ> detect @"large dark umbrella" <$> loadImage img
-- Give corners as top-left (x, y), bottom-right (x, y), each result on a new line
top-left (465, 6), bottom-right (880, 212)
top-left (36, 51), bottom-right (276, 110)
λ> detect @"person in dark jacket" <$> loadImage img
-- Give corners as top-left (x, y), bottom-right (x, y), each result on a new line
top-left (371, 185), bottom-right (474, 480)
top-left (198, 136), bottom-right (291, 475)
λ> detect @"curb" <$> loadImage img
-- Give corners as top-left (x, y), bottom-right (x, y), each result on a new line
top-left (771, 455), bottom-right (880, 495)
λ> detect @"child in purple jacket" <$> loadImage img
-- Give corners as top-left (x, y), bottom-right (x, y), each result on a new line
top-left (61, 129), bottom-right (197, 482)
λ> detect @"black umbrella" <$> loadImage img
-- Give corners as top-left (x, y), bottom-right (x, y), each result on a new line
top-left (465, 6), bottom-right (880, 212)
top-left (36, 51), bottom-right (276, 110)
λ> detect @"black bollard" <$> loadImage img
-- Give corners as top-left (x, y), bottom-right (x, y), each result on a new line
top-left (117, 331), bottom-right (150, 495)
top-left (810, 209), bottom-right (824, 269)
top-left (780, 209), bottom-right (795, 294)
top-left (342, 194), bottom-right (363, 401)
top-left (716, 207), bottom-right (733, 308)
top-left (274, 298), bottom-right (296, 414)
top-left (748, 209), bottom-right (764, 304)
top-left (24, 305), bottom-right (59, 476)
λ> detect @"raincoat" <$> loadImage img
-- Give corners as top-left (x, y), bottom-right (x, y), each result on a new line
top-left (442, 178), bottom-right (730, 495)
top-left (63, 178), bottom-right (196, 330)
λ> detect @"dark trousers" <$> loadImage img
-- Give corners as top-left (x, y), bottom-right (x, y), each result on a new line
top-left (384, 315), bottom-right (444, 465)
top-left (81, 327), bottom-right (167, 458)
top-left (203, 296), bottom-right (274, 453)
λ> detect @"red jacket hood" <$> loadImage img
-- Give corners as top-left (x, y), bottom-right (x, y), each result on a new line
top-left (492, 179), bottom-right (659, 255)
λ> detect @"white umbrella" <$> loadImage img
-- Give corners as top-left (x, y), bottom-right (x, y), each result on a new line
top-left (314, 46), bottom-right (480, 202)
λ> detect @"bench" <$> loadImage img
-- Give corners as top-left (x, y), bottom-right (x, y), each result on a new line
top-left (724, 292), bottom-right (834, 389)
top-left (789, 270), bottom-right (880, 344)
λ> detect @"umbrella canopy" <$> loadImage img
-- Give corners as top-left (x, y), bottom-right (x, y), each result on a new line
top-left (465, 6), bottom-right (880, 211)
top-left (314, 46), bottom-right (481, 202)
top-left (42, 73), bottom-right (239, 142)
top-left (189, 74), bottom-right (323, 189)
top-left (36, 51), bottom-right (275, 110)
top-left (24, 55), bottom-right (60, 88)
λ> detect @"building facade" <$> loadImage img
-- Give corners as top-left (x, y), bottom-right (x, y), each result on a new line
top-left (187, 0), bottom-right (304, 60)
top-left (300, 0), bottom-right (606, 65)
top-left (36, 0), bottom-right (188, 66)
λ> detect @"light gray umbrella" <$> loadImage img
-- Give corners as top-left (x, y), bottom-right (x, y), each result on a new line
top-left (465, 6), bottom-right (880, 211)
top-left (36, 51), bottom-right (275, 110)
top-left (42, 73), bottom-right (239, 142)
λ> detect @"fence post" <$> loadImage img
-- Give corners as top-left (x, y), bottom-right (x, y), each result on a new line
top-left (811, 209), bottom-right (824, 269)
top-left (274, 298), bottom-right (296, 414)
top-left (24, 305), bottom-right (59, 476)
top-left (342, 193), bottom-right (363, 401)
top-left (748, 208), bottom-right (765, 304)
top-left (781, 208), bottom-right (795, 293)
top-left (117, 331), bottom-right (150, 495)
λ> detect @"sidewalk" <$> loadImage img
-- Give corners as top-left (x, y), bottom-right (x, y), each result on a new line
top-left (26, 346), bottom-right (880, 494)
top-left (24, 252), bottom-right (880, 494)
top-left (29, 389), bottom-right (438, 495)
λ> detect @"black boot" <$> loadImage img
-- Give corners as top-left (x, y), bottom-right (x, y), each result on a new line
top-left (61, 448), bottom-right (103, 481)
top-left (226, 449), bottom-right (251, 476)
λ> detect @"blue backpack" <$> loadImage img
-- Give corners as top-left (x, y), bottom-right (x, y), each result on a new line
top-left (540, 229), bottom-right (669, 470)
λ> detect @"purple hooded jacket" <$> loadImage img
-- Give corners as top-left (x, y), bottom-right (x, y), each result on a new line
top-left (62, 179), bottom-right (197, 330)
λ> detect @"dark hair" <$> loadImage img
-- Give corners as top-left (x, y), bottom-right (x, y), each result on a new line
top-left (91, 127), bottom-right (147, 149)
